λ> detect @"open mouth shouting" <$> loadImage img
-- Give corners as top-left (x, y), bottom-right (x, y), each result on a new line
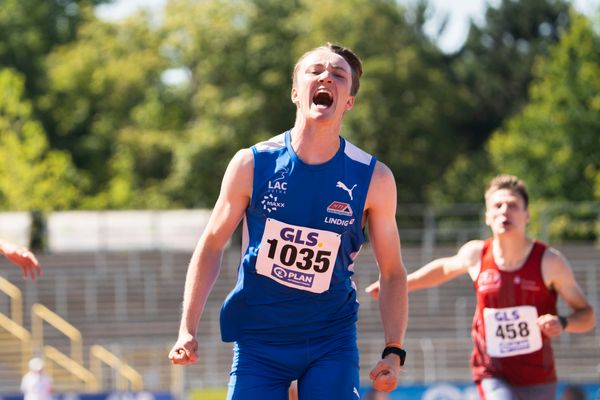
top-left (312, 88), bottom-right (334, 109)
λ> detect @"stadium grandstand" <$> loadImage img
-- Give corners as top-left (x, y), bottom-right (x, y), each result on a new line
top-left (0, 206), bottom-right (598, 399)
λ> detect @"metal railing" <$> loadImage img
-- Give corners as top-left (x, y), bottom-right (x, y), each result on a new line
top-left (31, 303), bottom-right (84, 365)
top-left (0, 311), bottom-right (31, 375)
top-left (43, 345), bottom-right (98, 390)
top-left (0, 276), bottom-right (23, 325)
top-left (0, 276), bottom-right (31, 375)
top-left (90, 344), bottom-right (144, 391)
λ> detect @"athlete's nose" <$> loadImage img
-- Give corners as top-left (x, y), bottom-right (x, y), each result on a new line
top-left (318, 70), bottom-right (333, 83)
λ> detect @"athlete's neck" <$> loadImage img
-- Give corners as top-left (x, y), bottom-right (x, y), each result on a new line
top-left (492, 237), bottom-right (534, 271)
top-left (289, 124), bottom-right (341, 164)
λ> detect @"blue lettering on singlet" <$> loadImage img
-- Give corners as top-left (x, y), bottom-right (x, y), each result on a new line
top-left (220, 130), bottom-right (376, 342)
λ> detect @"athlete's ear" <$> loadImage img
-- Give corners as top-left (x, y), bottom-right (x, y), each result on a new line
top-left (345, 96), bottom-right (355, 111)
top-left (291, 87), bottom-right (299, 105)
top-left (484, 208), bottom-right (493, 227)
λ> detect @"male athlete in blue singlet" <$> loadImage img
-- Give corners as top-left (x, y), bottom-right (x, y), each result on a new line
top-left (169, 43), bottom-right (409, 399)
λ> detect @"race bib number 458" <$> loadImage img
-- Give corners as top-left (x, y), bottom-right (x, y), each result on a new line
top-left (484, 305), bottom-right (542, 358)
top-left (256, 218), bottom-right (341, 293)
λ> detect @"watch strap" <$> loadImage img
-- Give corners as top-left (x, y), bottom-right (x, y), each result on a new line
top-left (381, 346), bottom-right (406, 366)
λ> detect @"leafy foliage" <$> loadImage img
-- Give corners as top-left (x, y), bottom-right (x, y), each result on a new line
top-left (453, 0), bottom-right (571, 148)
top-left (488, 12), bottom-right (600, 202)
top-left (0, 70), bottom-right (81, 211)
top-left (0, 0), bottom-right (598, 214)
top-left (429, 0), bottom-right (575, 203)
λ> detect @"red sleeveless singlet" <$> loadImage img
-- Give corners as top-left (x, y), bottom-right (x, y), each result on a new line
top-left (471, 238), bottom-right (558, 385)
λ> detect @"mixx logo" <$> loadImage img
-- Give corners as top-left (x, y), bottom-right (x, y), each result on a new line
top-left (271, 265), bottom-right (314, 288)
top-left (262, 193), bottom-right (285, 213)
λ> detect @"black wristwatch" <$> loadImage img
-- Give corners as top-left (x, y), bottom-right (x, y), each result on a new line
top-left (382, 346), bottom-right (406, 366)
top-left (558, 315), bottom-right (568, 329)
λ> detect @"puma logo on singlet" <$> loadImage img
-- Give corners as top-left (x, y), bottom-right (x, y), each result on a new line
top-left (336, 181), bottom-right (357, 200)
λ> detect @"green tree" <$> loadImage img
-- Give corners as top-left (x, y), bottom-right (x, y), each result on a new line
top-left (0, 69), bottom-right (81, 211)
top-left (0, 0), bottom-right (112, 158)
top-left (488, 11), bottom-right (600, 202)
top-left (159, 0), bottom-right (299, 206)
top-left (159, 0), bottom-right (468, 205)
top-left (23, 0), bottom-right (584, 210)
top-left (455, 0), bottom-right (571, 148)
top-left (430, 0), bottom-right (574, 204)
top-left (154, 0), bottom-right (443, 206)
top-left (0, 0), bottom-right (109, 90)
top-left (40, 14), bottom-right (169, 208)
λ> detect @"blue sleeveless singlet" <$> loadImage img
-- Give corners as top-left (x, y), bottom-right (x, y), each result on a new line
top-left (220, 130), bottom-right (376, 342)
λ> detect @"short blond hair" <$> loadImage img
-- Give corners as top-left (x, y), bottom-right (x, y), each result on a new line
top-left (485, 174), bottom-right (529, 209)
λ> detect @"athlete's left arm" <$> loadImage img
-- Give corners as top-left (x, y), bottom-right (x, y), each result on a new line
top-left (365, 161), bottom-right (408, 392)
top-left (538, 248), bottom-right (596, 336)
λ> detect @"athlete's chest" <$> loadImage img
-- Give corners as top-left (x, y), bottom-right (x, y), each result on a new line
top-left (255, 163), bottom-right (364, 233)
top-left (476, 266), bottom-right (549, 308)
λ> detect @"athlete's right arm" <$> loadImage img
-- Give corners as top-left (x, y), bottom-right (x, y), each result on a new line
top-left (366, 240), bottom-right (483, 300)
top-left (169, 149), bottom-right (253, 365)
top-left (407, 240), bottom-right (483, 291)
top-left (0, 238), bottom-right (41, 280)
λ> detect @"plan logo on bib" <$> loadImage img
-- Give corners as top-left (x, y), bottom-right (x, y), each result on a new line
top-left (271, 265), bottom-right (314, 288)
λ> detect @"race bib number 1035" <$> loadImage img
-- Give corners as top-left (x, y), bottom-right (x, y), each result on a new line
top-left (256, 218), bottom-right (341, 293)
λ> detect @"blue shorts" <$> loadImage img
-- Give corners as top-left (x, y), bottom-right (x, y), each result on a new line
top-left (226, 330), bottom-right (360, 400)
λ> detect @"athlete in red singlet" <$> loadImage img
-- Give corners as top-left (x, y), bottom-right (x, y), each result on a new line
top-left (366, 174), bottom-right (596, 400)
top-left (472, 239), bottom-right (558, 386)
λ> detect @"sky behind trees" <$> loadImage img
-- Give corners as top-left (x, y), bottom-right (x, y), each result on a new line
top-left (96, 0), bottom-right (600, 52)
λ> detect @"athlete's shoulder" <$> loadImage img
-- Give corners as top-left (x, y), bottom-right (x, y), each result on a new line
top-left (460, 239), bottom-right (486, 253)
top-left (365, 161), bottom-right (396, 211)
top-left (227, 147), bottom-right (253, 167)
top-left (343, 138), bottom-right (374, 166)
top-left (541, 245), bottom-right (571, 272)
top-left (368, 161), bottom-right (394, 192)
top-left (458, 240), bottom-right (485, 263)
top-left (253, 132), bottom-right (286, 152)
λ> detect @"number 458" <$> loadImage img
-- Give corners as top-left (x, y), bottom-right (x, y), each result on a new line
top-left (496, 322), bottom-right (530, 339)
